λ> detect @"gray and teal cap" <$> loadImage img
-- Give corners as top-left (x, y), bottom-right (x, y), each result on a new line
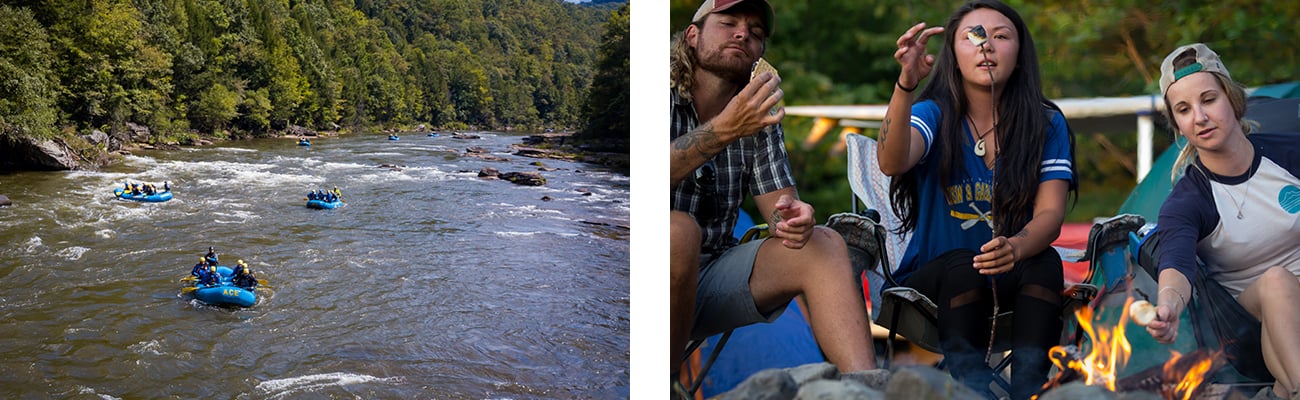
top-left (1159, 43), bottom-right (1231, 97)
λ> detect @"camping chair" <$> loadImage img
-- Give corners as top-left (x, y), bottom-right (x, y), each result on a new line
top-left (1129, 226), bottom-right (1274, 387)
top-left (844, 133), bottom-right (1139, 393)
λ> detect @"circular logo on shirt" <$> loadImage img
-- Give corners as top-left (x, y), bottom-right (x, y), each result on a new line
top-left (1279, 185), bottom-right (1300, 214)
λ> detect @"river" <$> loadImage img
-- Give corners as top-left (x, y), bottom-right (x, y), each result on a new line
top-left (0, 132), bottom-right (630, 398)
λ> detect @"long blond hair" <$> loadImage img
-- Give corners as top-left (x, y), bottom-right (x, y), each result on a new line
top-left (1163, 72), bottom-right (1260, 182)
top-left (669, 24), bottom-right (701, 101)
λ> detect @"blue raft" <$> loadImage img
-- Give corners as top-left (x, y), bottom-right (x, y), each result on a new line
top-left (306, 198), bottom-right (342, 209)
top-left (388, 135), bottom-right (400, 141)
top-left (113, 188), bottom-right (173, 202)
top-left (298, 139), bottom-right (311, 146)
top-left (192, 266), bottom-right (257, 307)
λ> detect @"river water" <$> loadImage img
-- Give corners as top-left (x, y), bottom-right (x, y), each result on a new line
top-left (0, 132), bottom-right (630, 398)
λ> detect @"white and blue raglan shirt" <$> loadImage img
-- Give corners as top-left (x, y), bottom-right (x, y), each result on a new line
top-left (1156, 133), bottom-right (1300, 297)
top-left (893, 100), bottom-right (1075, 285)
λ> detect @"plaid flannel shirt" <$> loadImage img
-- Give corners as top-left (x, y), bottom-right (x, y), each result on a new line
top-left (670, 90), bottom-right (795, 254)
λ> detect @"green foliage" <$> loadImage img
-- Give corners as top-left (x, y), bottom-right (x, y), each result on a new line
top-left (576, 3), bottom-right (629, 150)
top-left (671, 0), bottom-right (1300, 222)
top-left (191, 82), bottom-right (238, 132)
top-left (0, 5), bottom-right (59, 140)
top-left (0, 0), bottom-right (621, 145)
top-left (238, 87), bottom-right (273, 133)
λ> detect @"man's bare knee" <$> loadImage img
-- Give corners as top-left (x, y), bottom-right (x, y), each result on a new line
top-left (807, 226), bottom-right (850, 266)
top-left (810, 225), bottom-right (848, 251)
top-left (671, 211), bottom-right (701, 246)
top-left (671, 211), bottom-right (701, 287)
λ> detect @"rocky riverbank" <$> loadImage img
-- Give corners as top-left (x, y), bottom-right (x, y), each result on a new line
top-left (0, 123), bottom-right (633, 173)
top-left (510, 132), bottom-right (629, 173)
top-left (0, 123), bottom-right (334, 171)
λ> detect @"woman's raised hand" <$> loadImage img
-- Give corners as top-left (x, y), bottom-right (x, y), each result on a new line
top-left (895, 22), bottom-right (945, 90)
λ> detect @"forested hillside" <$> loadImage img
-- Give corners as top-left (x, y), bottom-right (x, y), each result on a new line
top-left (0, 0), bottom-right (624, 169)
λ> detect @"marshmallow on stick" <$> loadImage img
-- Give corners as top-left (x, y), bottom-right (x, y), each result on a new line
top-left (1129, 300), bottom-right (1157, 326)
top-left (967, 25), bottom-right (988, 47)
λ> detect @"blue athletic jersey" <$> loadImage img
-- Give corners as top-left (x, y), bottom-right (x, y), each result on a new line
top-left (893, 100), bottom-right (1074, 284)
top-left (1156, 132), bottom-right (1300, 297)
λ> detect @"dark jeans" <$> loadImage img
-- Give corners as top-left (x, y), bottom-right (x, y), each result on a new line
top-left (904, 248), bottom-right (1064, 400)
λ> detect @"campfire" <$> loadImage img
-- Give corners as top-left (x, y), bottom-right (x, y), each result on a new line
top-left (1038, 296), bottom-right (1222, 400)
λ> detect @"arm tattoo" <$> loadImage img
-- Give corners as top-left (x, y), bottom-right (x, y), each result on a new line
top-left (673, 122), bottom-right (725, 159)
top-left (1014, 229), bottom-right (1029, 239)
top-left (879, 117), bottom-right (890, 143)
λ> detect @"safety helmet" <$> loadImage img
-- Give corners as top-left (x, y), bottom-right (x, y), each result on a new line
top-left (238, 259), bottom-right (246, 265)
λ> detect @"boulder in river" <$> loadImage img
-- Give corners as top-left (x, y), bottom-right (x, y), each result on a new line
top-left (500, 171), bottom-right (546, 186)
top-left (0, 195), bottom-right (11, 206)
top-left (0, 136), bottom-right (83, 170)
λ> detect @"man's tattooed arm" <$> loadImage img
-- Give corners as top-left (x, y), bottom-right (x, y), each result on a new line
top-left (671, 122), bottom-right (729, 186)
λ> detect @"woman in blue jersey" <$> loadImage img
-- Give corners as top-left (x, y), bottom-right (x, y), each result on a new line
top-left (878, 1), bottom-right (1076, 398)
top-left (1143, 43), bottom-right (1300, 399)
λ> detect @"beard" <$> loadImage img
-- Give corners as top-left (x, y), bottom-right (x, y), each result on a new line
top-left (694, 41), bottom-right (753, 85)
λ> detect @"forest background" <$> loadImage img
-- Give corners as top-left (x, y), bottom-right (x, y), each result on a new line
top-left (0, 0), bottom-right (630, 167)
top-left (668, 0), bottom-right (1300, 223)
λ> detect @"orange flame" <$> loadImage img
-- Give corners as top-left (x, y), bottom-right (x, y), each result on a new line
top-left (1046, 296), bottom-right (1219, 399)
top-left (1163, 350), bottom-right (1216, 400)
top-left (1048, 297), bottom-right (1135, 390)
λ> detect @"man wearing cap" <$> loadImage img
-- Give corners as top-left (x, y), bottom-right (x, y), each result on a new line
top-left (669, 0), bottom-right (878, 387)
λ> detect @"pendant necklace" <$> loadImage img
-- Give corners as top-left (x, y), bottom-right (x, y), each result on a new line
top-left (967, 115), bottom-right (996, 157)
top-left (1222, 167), bottom-right (1254, 220)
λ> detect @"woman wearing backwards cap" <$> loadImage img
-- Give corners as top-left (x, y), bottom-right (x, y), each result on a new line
top-left (879, 0), bottom-right (1077, 398)
top-left (1143, 42), bottom-right (1300, 399)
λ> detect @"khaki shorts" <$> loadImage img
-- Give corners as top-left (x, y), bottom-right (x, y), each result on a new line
top-left (690, 238), bottom-right (787, 340)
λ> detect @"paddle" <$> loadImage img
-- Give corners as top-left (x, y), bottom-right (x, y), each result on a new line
top-left (180, 276), bottom-right (197, 282)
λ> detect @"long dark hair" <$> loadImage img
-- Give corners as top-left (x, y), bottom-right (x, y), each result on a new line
top-left (890, 0), bottom-right (1077, 237)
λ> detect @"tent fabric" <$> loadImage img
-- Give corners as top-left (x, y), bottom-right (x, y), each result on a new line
top-left (695, 302), bottom-right (825, 397)
top-left (1250, 81), bottom-right (1300, 99)
top-left (1118, 95), bottom-right (1300, 223)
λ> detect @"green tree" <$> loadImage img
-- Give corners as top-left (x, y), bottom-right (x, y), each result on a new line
top-left (191, 82), bottom-right (238, 133)
top-left (576, 3), bottom-right (628, 149)
top-left (0, 0), bottom-right (621, 158)
top-left (0, 5), bottom-right (59, 140)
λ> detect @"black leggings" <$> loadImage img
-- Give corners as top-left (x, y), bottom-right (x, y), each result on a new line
top-left (903, 248), bottom-right (1063, 400)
